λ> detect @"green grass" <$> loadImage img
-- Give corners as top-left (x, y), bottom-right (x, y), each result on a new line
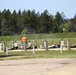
top-left (0, 33), bottom-right (76, 48)
top-left (0, 33), bottom-right (76, 60)
top-left (0, 32), bottom-right (76, 41)
top-left (0, 50), bottom-right (76, 60)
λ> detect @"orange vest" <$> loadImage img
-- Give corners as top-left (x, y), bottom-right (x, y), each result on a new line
top-left (22, 37), bottom-right (27, 42)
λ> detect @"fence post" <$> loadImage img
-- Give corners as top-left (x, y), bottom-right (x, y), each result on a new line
top-left (0, 42), bottom-right (2, 52)
top-left (3, 42), bottom-right (6, 52)
top-left (60, 39), bottom-right (64, 54)
top-left (6, 47), bottom-right (8, 55)
top-left (67, 40), bottom-right (70, 50)
top-left (44, 40), bottom-right (48, 50)
top-left (33, 46), bottom-right (35, 54)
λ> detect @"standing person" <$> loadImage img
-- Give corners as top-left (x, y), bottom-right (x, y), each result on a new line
top-left (22, 34), bottom-right (28, 51)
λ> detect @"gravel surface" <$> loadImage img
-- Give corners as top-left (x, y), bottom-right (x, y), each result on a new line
top-left (0, 58), bottom-right (76, 75)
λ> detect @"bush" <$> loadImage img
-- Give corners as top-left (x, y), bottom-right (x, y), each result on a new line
top-left (21, 28), bottom-right (29, 34)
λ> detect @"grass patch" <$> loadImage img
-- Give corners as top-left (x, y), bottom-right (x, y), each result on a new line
top-left (0, 50), bottom-right (76, 60)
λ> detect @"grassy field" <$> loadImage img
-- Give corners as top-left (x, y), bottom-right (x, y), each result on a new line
top-left (0, 33), bottom-right (76, 60)
top-left (0, 50), bottom-right (76, 60)
top-left (0, 33), bottom-right (76, 48)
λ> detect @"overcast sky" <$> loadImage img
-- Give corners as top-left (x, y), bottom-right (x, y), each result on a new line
top-left (0, 0), bottom-right (76, 19)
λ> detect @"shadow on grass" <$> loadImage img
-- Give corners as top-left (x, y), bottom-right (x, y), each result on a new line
top-left (0, 54), bottom-right (20, 58)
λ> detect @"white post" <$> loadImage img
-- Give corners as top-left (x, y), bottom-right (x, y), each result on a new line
top-left (60, 40), bottom-right (64, 54)
top-left (6, 47), bottom-right (8, 55)
top-left (44, 40), bottom-right (48, 50)
top-left (33, 46), bottom-right (35, 54)
top-left (0, 43), bottom-right (2, 52)
top-left (40, 45), bottom-right (42, 49)
top-left (60, 45), bottom-right (62, 54)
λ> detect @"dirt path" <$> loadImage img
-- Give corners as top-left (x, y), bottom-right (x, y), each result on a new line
top-left (0, 58), bottom-right (76, 75)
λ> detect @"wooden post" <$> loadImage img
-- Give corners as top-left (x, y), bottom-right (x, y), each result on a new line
top-left (60, 45), bottom-right (62, 54)
top-left (67, 40), bottom-right (70, 50)
top-left (33, 46), bottom-right (35, 54)
top-left (46, 40), bottom-right (48, 50)
top-left (60, 40), bottom-right (64, 54)
top-left (6, 47), bottom-right (8, 55)
top-left (0, 42), bottom-right (2, 52)
top-left (3, 42), bottom-right (6, 52)
top-left (23, 42), bottom-right (27, 51)
top-left (40, 45), bottom-right (42, 49)
top-left (44, 40), bottom-right (48, 50)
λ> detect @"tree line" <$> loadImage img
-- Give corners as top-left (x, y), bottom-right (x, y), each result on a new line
top-left (0, 9), bottom-right (76, 36)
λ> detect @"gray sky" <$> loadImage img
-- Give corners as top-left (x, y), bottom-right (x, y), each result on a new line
top-left (0, 0), bottom-right (76, 19)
